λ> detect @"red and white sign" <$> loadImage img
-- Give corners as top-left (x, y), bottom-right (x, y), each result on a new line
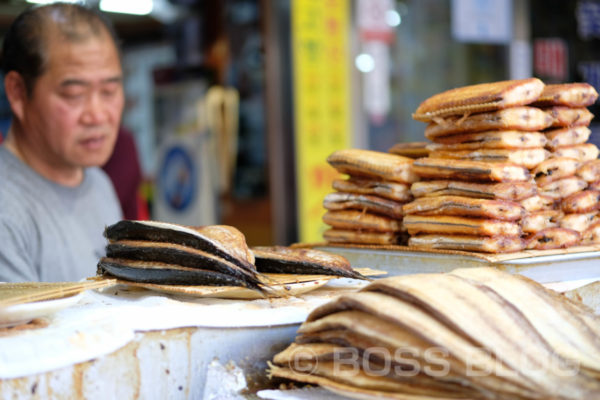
top-left (534, 38), bottom-right (568, 81)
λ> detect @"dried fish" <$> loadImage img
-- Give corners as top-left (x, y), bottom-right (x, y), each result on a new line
top-left (104, 220), bottom-right (255, 273)
top-left (252, 246), bottom-right (368, 280)
top-left (97, 257), bottom-right (263, 290)
top-left (105, 240), bottom-right (264, 287)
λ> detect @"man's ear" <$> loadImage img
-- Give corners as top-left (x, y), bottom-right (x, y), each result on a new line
top-left (4, 71), bottom-right (27, 121)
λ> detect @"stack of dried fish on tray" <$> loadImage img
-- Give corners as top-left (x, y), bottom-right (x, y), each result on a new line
top-left (530, 83), bottom-right (600, 246)
top-left (269, 267), bottom-right (600, 399)
top-left (321, 149), bottom-right (418, 246)
top-left (400, 78), bottom-right (600, 252)
top-left (97, 220), bottom-right (268, 292)
top-left (404, 78), bottom-right (553, 253)
top-left (97, 220), bottom-right (369, 295)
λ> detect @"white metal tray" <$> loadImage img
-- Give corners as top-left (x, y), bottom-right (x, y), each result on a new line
top-left (312, 244), bottom-right (600, 285)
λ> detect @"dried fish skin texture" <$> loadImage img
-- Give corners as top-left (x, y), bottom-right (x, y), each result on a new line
top-left (402, 195), bottom-right (525, 221)
top-left (532, 82), bottom-right (599, 107)
top-left (327, 149), bottom-right (418, 183)
top-left (427, 147), bottom-right (549, 169)
top-left (544, 106), bottom-right (594, 128)
top-left (388, 141), bottom-right (430, 158)
top-left (323, 192), bottom-right (405, 218)
top-left (322, 210), bottom-right (403, 232)
top-left (408, 234), bottom-right (526, 253)
top-left (332, 178), bottom-right (412, 202)
top-left (428, 130), bottom-right (547, 150)
top-left (412, 158), bottom-right (531, 182)
top-left (525, 227), bottom-right (581, 250)
top-left (424, 107), bottom-right (553, 139)
top-left (411, 180), bottom-right (537, 201)
top-left (413, 78), bottom-right (544, 122)
top-left (403, 215), bottom-right (522, 237)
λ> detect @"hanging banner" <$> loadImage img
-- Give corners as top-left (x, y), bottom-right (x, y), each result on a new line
top-left (292, 0), bottom-right (352, 242)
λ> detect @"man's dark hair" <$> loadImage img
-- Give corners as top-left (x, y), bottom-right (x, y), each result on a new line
top-left (0, 2), bottom-right (121, 95)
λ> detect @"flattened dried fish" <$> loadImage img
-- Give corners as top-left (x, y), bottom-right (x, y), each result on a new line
top-left (410, 180), bottom-right (537, 201)
top-left (402, 195), bottom-right (525, 221)
top-left (97, 257), bottom-right (263, 290)
top-left (105, 240), bottom-right (263, 287)
top-left (104, 220), bottom-right (255, 273)
top-left (323, 192), bottom-right (404, 218)
top-left (252, 246), bottom-right (368, 280)
top-left (332, 178), bottom-right (412, 202)
top-left (413, 78), bottom-right (544, 122)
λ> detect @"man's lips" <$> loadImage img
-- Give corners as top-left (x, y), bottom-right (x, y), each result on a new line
top-left (79, 135), bottom-right (106, 150)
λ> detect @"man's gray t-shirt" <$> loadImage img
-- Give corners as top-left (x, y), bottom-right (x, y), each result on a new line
top-left (0, 147), bottom-right (122, 282)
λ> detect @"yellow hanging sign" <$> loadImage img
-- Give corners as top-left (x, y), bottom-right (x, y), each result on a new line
top-left (292, 0), bottom-right (351, 242)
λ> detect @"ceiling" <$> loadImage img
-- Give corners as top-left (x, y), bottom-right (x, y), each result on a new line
top-left (0, 0), bottom-right (170, 45)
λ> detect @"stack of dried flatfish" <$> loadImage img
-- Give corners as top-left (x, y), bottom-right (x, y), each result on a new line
top-left (322, 149), bottom-right (418, 245)
top-left (97, 220), bottom-right (268, 292)
top-left (530, 83), bottom-right (600, 246)
top-left (404, 79), bottom-right (553, 252)
top-left (269, 267), bottom-right (600, 399)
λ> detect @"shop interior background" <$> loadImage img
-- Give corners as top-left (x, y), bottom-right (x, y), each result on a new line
top-left (0, 0), bottom-right (598, 246)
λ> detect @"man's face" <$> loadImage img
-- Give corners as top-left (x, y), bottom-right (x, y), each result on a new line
top-left (22, 31), bottom-right (124, 169)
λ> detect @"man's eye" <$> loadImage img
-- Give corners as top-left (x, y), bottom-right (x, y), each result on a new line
top-left (62, 90), bottom-right (85, 99)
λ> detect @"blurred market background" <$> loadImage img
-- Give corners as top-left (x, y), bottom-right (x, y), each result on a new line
top-left (0, 0), bottom-right (598, 246)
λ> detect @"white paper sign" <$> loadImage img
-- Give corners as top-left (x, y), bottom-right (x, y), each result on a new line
top-left (451, 0), bottom-right (513, 44)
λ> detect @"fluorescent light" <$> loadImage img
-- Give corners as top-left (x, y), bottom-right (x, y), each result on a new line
top-left (100, 0), bottom-right (153, 15)
top-left (27, 0), bottom-right (81, 3)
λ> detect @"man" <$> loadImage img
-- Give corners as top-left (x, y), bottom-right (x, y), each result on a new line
top-left (0, 3), bottom-right (124, 282)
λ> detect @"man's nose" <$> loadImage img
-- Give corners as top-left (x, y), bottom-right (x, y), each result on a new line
top-left (81, 92), bottom-right (109, 124)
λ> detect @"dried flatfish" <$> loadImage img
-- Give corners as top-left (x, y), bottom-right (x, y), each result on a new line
top-left (525, 227), bottom-right (581, 250)
top-left (322, 210), bottom-right (403, 232)
top-left (402, 195), bottom-right (525, 221)
top-left (97, 257), bottom-right (264, 290)
top-left (332, 178), bottom-right (412, 202)
top-left (363, 274), bottom-right (600, 398)
top-left (553, 143), bottom-right (600, 162)
top-left (427, 148), bottom-right (549, 169)
top-left (327, 149), bottom-right (418, 183)
top-left (408, 234), bottom-right (525, 253)
top-left (303, 292), bottom-right (538, 398)
top-left (561, 190), bottom-right (600, 213)
top-left (532, 82), bottom-right (599, 107)
top-left (412, 78), bottom-right (544, 122)
top-left (545, 126), bottom-right (591, 150)
top-left (532, 157), bottom-right (581, 186)
top-left (323, 192), bottom-right (404, 218)
top-left (104, 221), bottom-right (255, 273)
top-left (429, 130), bottom-right (547, 149)
top-left (577, 159), bottom-right (600, 182)
top-left (410, 180), bottom-right (537, 201)
top-left (388, 141), bottom-right (430, 158)
top-left (105, 240), bottom-right (263, 287)
top-left (412, 158), bottom-right (531, 182)
top-left (424, 107), bottom-right (553, 139)
top-left (323, 228), bottom-right (405, 245)
top-left (251, 246), bottom-right (368, 280)
top-left (544, 106), bottom-right (595, 128)
top-left (451, 267), bottom-right (600, 374)
top-left (403, 215), bottom-right (522, 237)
